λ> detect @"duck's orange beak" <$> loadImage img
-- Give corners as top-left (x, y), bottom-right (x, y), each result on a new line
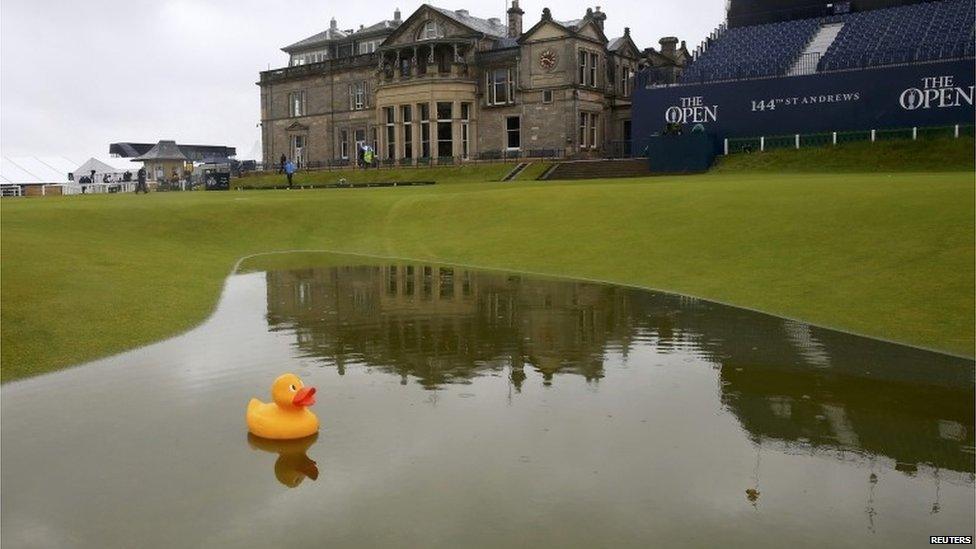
top-left (293, 387), bottom-right (316, 407)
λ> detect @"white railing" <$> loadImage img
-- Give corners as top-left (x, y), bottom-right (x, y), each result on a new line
top-left (722, 124), bottom-right (966, 154)
top-left (1, 184), bottom-right (23, 197)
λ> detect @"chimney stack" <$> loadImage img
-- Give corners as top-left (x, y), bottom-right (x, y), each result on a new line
top-left (394, 8), bottom-right (401, 22)
top-left (592, 6), bottom-right (606, 30)
top-left (659, 36), bottom-right (678, 56)
top-left (330, 17), bottom-right (337, 31)
top-left (507, 0), bottom-right (524, 38)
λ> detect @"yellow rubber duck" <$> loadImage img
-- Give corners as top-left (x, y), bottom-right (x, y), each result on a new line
top-left (246, 373), bottom-right (319, 439)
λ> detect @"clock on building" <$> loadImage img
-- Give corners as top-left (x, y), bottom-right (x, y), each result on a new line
top-left (539, 49), bottom-right (558, 70)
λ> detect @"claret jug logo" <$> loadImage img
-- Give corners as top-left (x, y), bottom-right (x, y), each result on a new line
top-left (900, 75), bottom-right (974, 110)
top-left (665, 96), bottom-right (718, 124)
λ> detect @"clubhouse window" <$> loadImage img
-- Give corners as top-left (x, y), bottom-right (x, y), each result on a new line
top-left (419, 103), bottom-right (431, 158)
top-left (384, 107), bottom-right (396, 159)
top-left (487, 67), bottom-right (514, 105)
top-left (542, 89), bottom-right (553, 104)
top-left (590, 113), bottom-right (598, 149)
top-left (436, 102), bottom-right (453, 158)
top-left (460, 102), bottom-right (470, 159)
top-left (578, 50), bottom-right (586, 85)
top-left (579, 112), bottom-right (599, 149)
top-left (289, 91), bottom-right (306, 117)
top-left (358, 40), bottom-right (381, 54)
top-left (351, 81), bottom-right (368, 110)
top-left (418, 20), bottom-right (444, 40)
top-left (620, 66), bottom-right (632, 96)
top-left (505, 116), bottom-right (520, 150)
top-left (578, 50), bottom-right (599, 87)
top-left (589, 52), bottom-right (598, 87)
top-left (402, 105), bottom-right (413, 159)
top-left (339, 129), bottom-right (348, 159)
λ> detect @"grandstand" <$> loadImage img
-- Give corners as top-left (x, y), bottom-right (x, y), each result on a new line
top-left (631, 0), bottom-right (974, 158)
top-left (680, 0), bottom-right (974, 83)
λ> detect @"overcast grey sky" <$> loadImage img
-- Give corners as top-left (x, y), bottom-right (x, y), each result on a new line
top-left (0, 0), bottom-right (726, 161)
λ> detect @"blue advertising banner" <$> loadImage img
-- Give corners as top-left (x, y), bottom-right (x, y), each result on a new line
top-left (632, 60), bottom-right (975, 145)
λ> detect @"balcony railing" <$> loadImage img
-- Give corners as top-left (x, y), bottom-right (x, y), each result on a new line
top-left (260, 53), bottom-right (379, 83)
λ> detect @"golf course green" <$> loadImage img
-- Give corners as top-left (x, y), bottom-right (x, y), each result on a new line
top-left (2, 140), bottom-right (973, 381)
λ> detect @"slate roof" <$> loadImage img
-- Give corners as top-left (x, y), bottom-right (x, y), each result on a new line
top-left (429, 6), bottom-right (507, 38)
top-left (284, 19), bottom-right (400, 53)
top-left (493, 36), bottom-right (519, 49)
top-left (284, 28), bottom-right (349, 52)
top-left (133, 141), bottom-right (188, 162)
top-left (608, 36), bottom-right (627, 50)
top-left (354, 20), bottom-right (399, 36)
top-left (110, 142), bottom-right (236, 160)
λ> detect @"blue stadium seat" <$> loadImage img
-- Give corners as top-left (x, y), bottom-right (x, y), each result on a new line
top-left (680, 0), bottom-right (974, 84)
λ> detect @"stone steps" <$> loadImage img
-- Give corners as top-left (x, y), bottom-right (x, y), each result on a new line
top-left (540, 159), bottom-right (650, 180)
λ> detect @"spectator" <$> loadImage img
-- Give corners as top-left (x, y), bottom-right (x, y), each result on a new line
top-left (284, 158), bottom-right (296, 188)
top-left (135, 167), bottom-right (148, 194)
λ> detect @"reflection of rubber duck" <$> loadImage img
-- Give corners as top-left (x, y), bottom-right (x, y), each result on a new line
top-left (246, 373), bottom-right (319, 439)
top-left (248, 433), bottom-right (320, 488)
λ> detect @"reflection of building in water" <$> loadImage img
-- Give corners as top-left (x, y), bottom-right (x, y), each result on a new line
top-left (265, 263), bottom-right (975, 477)
top-left (266, 264), bottom-right (635, 389)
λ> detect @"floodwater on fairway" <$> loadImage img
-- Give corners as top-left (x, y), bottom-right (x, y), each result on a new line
top-left (2, 255), bottom-right (974, 548)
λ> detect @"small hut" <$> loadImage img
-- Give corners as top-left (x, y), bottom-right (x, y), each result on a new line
top-left (132, 140), bottom-right (189, 185)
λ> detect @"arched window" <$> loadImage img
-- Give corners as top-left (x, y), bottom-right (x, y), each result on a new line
top-left (417, 20), bottom-right (443, 40)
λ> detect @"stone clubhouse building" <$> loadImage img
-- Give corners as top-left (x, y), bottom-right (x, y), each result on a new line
top-left (258, 2), bottom-right (688, 167)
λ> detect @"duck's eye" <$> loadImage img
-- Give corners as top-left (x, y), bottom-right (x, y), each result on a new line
top-left (290, 384), bottom-right (296, 391)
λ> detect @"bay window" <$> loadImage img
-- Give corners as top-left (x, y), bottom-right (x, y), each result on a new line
top-left (436, 102), bottom-right (452, 158)
top-left (419, 103), bottom-right (430, 158)
top-left (402, 105), bottom-right (413, 159)
top-left (384, 107), bottom-right (396, 160)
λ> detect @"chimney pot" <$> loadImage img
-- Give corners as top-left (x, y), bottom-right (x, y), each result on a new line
top-left (507, 0), bottom-right (524, 37)
top-left (659, 36), bottom-right (678, 55)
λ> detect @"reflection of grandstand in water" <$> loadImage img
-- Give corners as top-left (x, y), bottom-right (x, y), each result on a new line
top-left (265, 264), bottom-right (637, 389)
top-left (265, 263), bottom-right (975, 476)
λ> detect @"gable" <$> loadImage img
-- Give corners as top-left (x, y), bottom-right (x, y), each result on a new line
top-left (381, 5), bottom-right (497, 47)
top-left (523, 20), bottom-right (570, 42)
top-left (574, 20), bottom-right (607, 43)
top-left (612, 39), bottom-right (640, 59)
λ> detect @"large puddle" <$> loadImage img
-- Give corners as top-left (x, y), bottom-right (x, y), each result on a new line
top-left (2, 254), bottom-right (974, 547)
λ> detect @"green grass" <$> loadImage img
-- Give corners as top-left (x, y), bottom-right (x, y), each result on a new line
top-left (235, 162), bottom-right (514, 188)
top-left (715, 136), bottom-right (975, 173)
top-left (2, 155), bottom-right (973, 381)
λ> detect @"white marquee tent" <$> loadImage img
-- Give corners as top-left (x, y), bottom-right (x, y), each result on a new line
top-left (74, 157), bottom-right (136, 180)
top-left (1, 156), bottom-right (80, 196)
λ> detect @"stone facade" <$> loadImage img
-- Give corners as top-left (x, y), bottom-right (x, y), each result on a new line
top-left (258, 2), bottom-right (685, 167)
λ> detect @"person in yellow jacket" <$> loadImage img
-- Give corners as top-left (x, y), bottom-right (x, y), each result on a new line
top-left (363, 146), bottom-right (374, 169)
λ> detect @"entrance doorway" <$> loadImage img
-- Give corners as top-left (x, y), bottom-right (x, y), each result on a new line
top-left (354, 129), bottom-right (366, 167)
top-left (290, 135), bottom-right (305, 168)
